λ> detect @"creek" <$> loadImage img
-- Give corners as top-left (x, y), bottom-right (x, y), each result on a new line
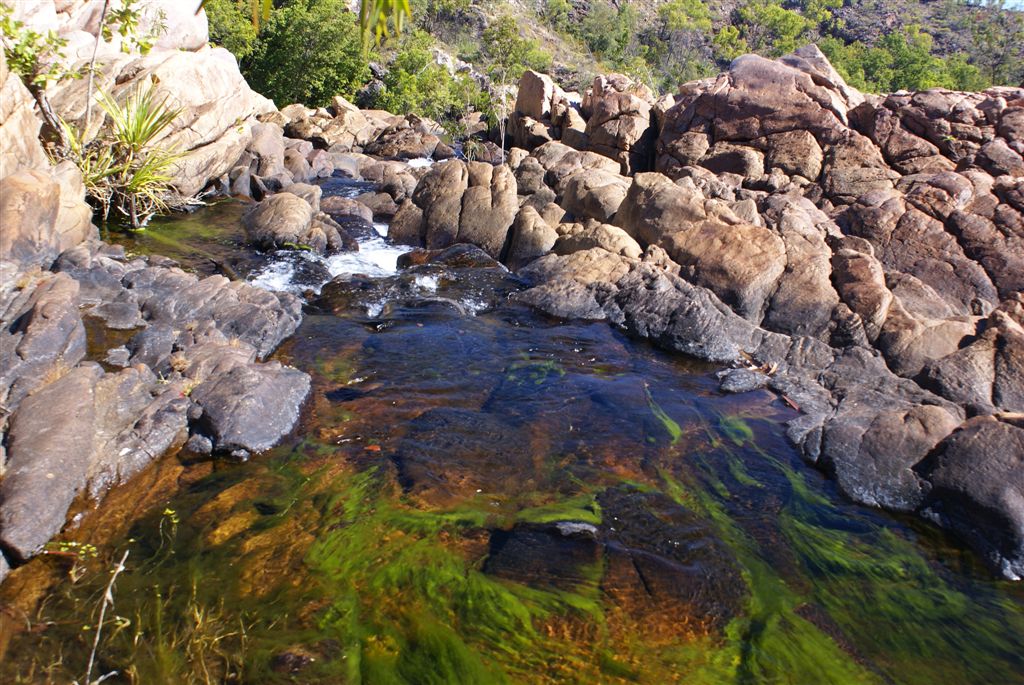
top-left (3, 177), bottom-right (1023, 685)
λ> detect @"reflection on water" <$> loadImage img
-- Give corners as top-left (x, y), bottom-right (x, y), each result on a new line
top-left (3, 202), bottom-right (1023, 685)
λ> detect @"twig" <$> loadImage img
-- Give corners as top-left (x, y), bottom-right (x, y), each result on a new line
top-left (83, 549), bottom-right (129, 685)
top-left (84, 0), bottom-right (111, 137)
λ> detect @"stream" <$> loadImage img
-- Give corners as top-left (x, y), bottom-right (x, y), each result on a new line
top-left (3, 177), bottom-right (1024, 684)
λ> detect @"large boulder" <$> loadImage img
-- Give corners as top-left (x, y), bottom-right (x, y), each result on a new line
top-left (49, 47), bottom-right (274, 197)
top-left (614, 173), bottom-right (706, 247)
top-left (583, 74), bottom-right (655, 175)
top-left (458, 163), bottom-right (519, 258)
top-left (662, 221), bottom-right (787, 324)
top-left (917, 415), bottom-right (1024, 580)
top-left (560, 169), bottom-right (631, 223)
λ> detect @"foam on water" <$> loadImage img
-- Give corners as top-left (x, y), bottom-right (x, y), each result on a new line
top-left (407, 158), bottom-right (434, 169)
top-left (326, 237), bottom-right (411, 279)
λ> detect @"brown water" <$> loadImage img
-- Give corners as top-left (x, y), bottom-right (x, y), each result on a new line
top-left (2, 194), bottom-right (1023, 684)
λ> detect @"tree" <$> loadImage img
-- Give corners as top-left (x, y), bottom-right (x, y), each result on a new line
top-left (243, 0), bottom-right (369, 108)
top-left (482, 15), bottom-right (552, 160)
top-left (203, 0), bottom-right (259, 59)
top-left (967, 0), bottom-right (1024, 85)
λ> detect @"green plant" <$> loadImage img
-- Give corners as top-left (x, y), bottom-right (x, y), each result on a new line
top-left (201, 0), bottom-right (259, 59)
top-left (58, 85), bottom-right (185, 228)
top-left (243, 0), bottom-right (370, 108)
top-left (373, 29), bottom-right (483, 125)
top-left (0, 2), bottom-right (78, 149)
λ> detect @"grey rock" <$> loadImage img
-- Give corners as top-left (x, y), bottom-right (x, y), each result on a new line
top-left (0, 364), bottom-right (101, 561)
top-left (191, 362), bottom-right (311, 453)
top-left (917, 415), bottom-right (1024, 580)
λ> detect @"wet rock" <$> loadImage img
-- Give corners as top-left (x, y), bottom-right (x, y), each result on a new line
top-left (393, 408), bottom-right (545, 504)
top-left (917, 415), bottom-right (1024, 580)
top-left (0, 272), bottom-right (87, 414)
top-left (191, 362), bottom-right (310, 454)
top-left (321, 195), bottom-right (373, 224)
top-left (123, 267), bottom-right (302, 360)
top-left (0, 364), bottom-right (101, 561)
top-left (718, 368), bottom-right (770, 393)
top-left (485, 523), bottom-right (601, 590)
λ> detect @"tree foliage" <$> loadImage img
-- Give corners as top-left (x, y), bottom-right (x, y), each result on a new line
top-left (243, 0), bottom-right (369, 108)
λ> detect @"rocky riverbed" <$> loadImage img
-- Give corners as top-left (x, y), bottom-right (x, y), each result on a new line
top-left (0, 3), bottom-right (1023, 681)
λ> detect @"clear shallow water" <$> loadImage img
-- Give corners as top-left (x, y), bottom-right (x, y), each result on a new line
top-left (3, 197), bottom-right (1023, 684)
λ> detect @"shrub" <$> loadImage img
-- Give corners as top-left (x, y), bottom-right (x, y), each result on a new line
top-left (59, 86), bottom-right (185, 228)
top-left (203, 0), bottom-right (259, 59)
top-left (243, 0), bottom-right (369, 108)
top-left (373, 30), bottom-right (485, 125)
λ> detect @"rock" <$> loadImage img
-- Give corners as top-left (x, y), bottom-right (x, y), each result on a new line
top-left (609, 264), bottom-right (784, 364)
top-left (0, 364), bottom-right (102, 561)
top-left (765, 130), bottom-right (823, 180)
top-left (242, 192), bottom-right (328, 252)
top-left (389, 199), bottom-right (426, 247)
top-left (284, 148), bottom-right (314, 183)
top-left (554, 221), bottom-right (642, 259)
top-left (365, 118), bottom-right (439, 160)
top-left (282, 183), bottom-right (322, 212)
top-left (718, 368), bottom-right (770, 393)
top-left (583, 74), bottom-right (655, 175)
top-left (701, 143), bottom-right (765, 181)
top-left (321, 195), bottom-right (373, 224)
top-left (191, 362), bottom-right (311, 454)
top-left (247, 123), bottom-right (287, 177)
top-left (0, 168), bottom-right (94, 269)
top-left (515, 70), bottom-right (557, 120)
top-left (51, 47), bottom-right (274, 197)
top-left (355, 192), bottom-right (399, 219)
top-left (614, 173), bottom-right (706, 247)
top-left (917, 415), bottom-right (1024, 580)
top-left (822, 134), bottom-right (899, 203)
top-left (458, 164), bottom-right (519, 258)
top-left (0, 50), bottom-right (49, 176)
top-left (978, 138), bottom-right (1024, 177)
top-left (560, 169), bottom-right (631, 223)
top-left (513, 278), bottom-right (613, 321)
top-left (412, 160), bottom-right (469, 249)
top-left (505, 206), bottom-right (559, 271)
top-left (509, 110), bottom-right (559, 151)
top-left (663, 221), bottom-right (787, 324)
top-left (760, 196), bottom-right (840, 339)
top-left (520, 247), bottom-right (632, 288)
top-left (123, 267), bottom-right (302, 360)
top-left (657, 51), bottom-right (859, 177)
top-left (0, 272), bottom-right (87, 414)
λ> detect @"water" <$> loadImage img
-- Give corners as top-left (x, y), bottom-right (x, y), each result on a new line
top-left (3, 186), bottom-right (1023, 684)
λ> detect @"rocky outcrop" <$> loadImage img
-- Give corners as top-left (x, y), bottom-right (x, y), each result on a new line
top-left (0, 51), bottom-right (95, 269)
top-left (504, 48), bottom-right (1024, 579)
top-left (0, 242), bottom-right (308, 579)
top-left (49, 47), bottom-right (274, 198)
top-left (582, 74), bottom-right (656, 175)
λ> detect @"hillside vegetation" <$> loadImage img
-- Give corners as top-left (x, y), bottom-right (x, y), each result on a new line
top-left (205, 0), bottom-right (1023, 125)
